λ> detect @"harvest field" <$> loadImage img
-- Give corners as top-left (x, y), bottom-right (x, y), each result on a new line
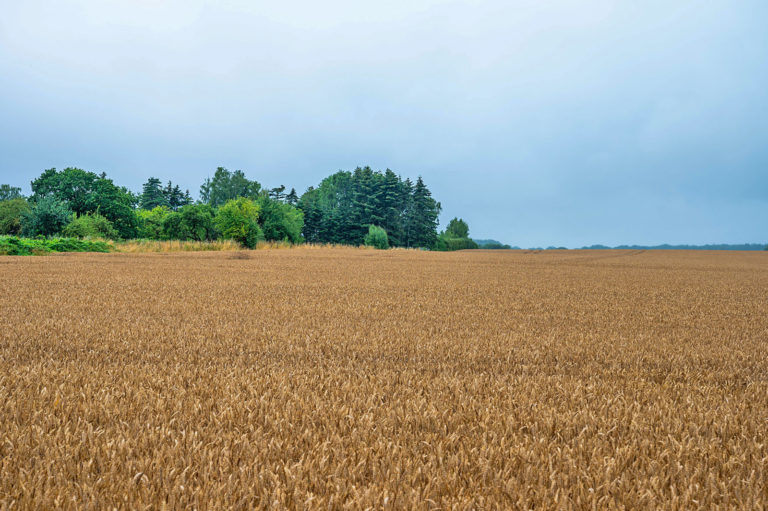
top-left (1, 248), bottom-right (766, 509)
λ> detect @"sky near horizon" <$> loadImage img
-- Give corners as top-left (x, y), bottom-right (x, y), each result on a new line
top-left (1, 1), bottom-right (766, 247)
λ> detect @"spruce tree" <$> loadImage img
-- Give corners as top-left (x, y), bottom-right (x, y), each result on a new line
top-left (139, 177), bottom-right (168, 210)
top-left (408, 176), bottom-right (440, 248)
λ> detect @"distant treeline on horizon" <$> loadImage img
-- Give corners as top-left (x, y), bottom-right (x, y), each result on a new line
top-left (474, 240), bottom-right (767, 251)
top-left (504, 244), bottom-right (768, 250)
top-left (581, 243), bottom-right (767, 251)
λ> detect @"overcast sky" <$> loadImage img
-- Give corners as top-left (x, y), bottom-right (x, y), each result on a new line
top-left (1, 0), bottom-right (766, 247)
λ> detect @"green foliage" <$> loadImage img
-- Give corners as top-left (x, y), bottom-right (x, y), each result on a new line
top-left (136, 206), bottom-right (171, 239)
top-left (435, 217), bottom-right (478, 251)
top-left (0, 198), bottom-right (31, 235)
top-left (298, 167), bottom-right (440, 248)
top-left (140, 178), bottom-right (192, 211)
top-left (298, 172), bottom-right (357, 244)
top-left (200, 167), bottom-right (261, 207)
top-left (63, 212), bottom-right (119, 239)
top-left (435, 235), bottom-right (479, 251)
top-left (285, 188), bottom-right (299, 206)
top-left (445, 218), bottom-right (470, 239)
top-left (257, 195), bottom-right (304, 243)
top-left (21, 197), bottom-right (72, 237)
top-left (178, 204), bottom-right (217, 241)
top-left (0, 235), bottom-right (111, 255)
top-left (0, 184), bottom-right (23, 201)
top-left (407, 176), bottom-right (441, 249)
top-left (6, 166), bottom-right (460, 248)
top-left (163, 181), bottom-right (192, 211)
top-left (363, 225), bottom-right (389, 249)
top-left (161, 212), bottom-right (186, 240)
top-left (161, 204), bottom-right (217, 241)
top-left (140, 177), bottom-right (168, 210)
top-left (214, 197), bottom-right (263, 248)
top-left (30, 168), bottom-right (137, 238)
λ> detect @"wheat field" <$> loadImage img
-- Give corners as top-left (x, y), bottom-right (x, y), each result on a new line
top-left (1, 248), bottom-right (766, 509)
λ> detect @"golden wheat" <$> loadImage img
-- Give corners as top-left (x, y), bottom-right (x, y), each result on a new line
top-left (0, 248), bottom-right (766, 509)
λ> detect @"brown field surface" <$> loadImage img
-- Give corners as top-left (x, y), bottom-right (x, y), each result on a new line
top-left (1, 248), bottom-right (767, 509)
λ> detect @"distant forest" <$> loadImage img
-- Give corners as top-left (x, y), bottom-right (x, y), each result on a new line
top-left (0, 167), bottom-right (478, 250)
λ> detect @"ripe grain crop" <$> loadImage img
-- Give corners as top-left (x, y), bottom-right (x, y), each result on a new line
top-left (0, 249), bottom-right (766, 509)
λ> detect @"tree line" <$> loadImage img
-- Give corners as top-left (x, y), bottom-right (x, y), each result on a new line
top-left (0, 167), bottom-right (479, 250)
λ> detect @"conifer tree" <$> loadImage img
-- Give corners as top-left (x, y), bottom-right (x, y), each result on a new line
top-left (140, 177), bottom-right (168, 210)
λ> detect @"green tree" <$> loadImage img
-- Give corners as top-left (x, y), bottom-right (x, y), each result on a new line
top-left (435, 217), bottom-right (478, 251)
top-left (140, 177), bottom-right (168, 210)
top-left (297, 186), bottom-right (322, 243)
top-left (363, 225), bottom-right (389, 249)
top-left (257, 195), bottom-right (304, 243)
top-left (445, 218), bottom-right (470, 239)
top-left (63, 212), bottom-right (118, 239)
top-left (179, 204), bottom-right (217, 241)
top-left (162, 204), bottom-right (217, 241)
top-left (21, 197), bottom-right (72, 237)
top-left (136, 206), bottom-right (171, 239)
top-left (30, 168), bottom-right (137, 238)
top-left (161, 212), bottom-right (189, 240)
top-left (163, 181), bottom-right (192, 210)
top-left (298, 171), bottom-right (358, 244)
top-left (0, 184), bottom-right (23, 201)
top-left (268, 185), bottom-right (286, 202)
top-left (0, 198), bottom-right (31, 235)
top-left (407, 176), bottom-right (441, 248)
top-left (200, 167), bottom-right (261, 207)
top-left (214, 197), bottom-right (263, 248)
top-left (285, 188), bottom-right (299, 206)
top-left (351, 166), bottom-right (386, 242)
top-left (380, 169), bottom-right (406, 246)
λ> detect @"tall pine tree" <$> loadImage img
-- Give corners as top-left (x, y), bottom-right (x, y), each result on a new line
top-left (139, 177), bottom-right (168, 210)
top-left (407, 176), bottom-right (440, 248)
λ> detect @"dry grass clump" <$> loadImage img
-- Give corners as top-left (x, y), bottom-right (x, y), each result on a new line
top-left (112, 239), bottom-right (371, 253)
top-left (0, 248), bottom-right (766, 509)
top-left (114, 239), bottom-right (242, 252)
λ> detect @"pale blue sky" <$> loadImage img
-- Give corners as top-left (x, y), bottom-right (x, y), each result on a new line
top-left (1, 0), bottom-right (766, 246)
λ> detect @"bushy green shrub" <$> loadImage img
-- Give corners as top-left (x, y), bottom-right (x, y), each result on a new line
top-left (0, 198), bottom-right (30, 235)
top-left (63, 212), bottom-right (118, 239)
top-left (163, 204), bottom-right (218, 241)
top-left (363, 225), bottom-right (389, 249)
top-left (161, 211), bottom-right (187, 240)
top-left (47, 237), bottom-right (111, 253)
top-left (136, 206), bottom-right (171, 239)
top-left (435, 235), bottom-right (478, 251)
top-left (21, 197), bottom-right (72, 237)
top-left (214, 197), bottom-right (263, 248)
top-left (0, 235), bottom-right (111, 255)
